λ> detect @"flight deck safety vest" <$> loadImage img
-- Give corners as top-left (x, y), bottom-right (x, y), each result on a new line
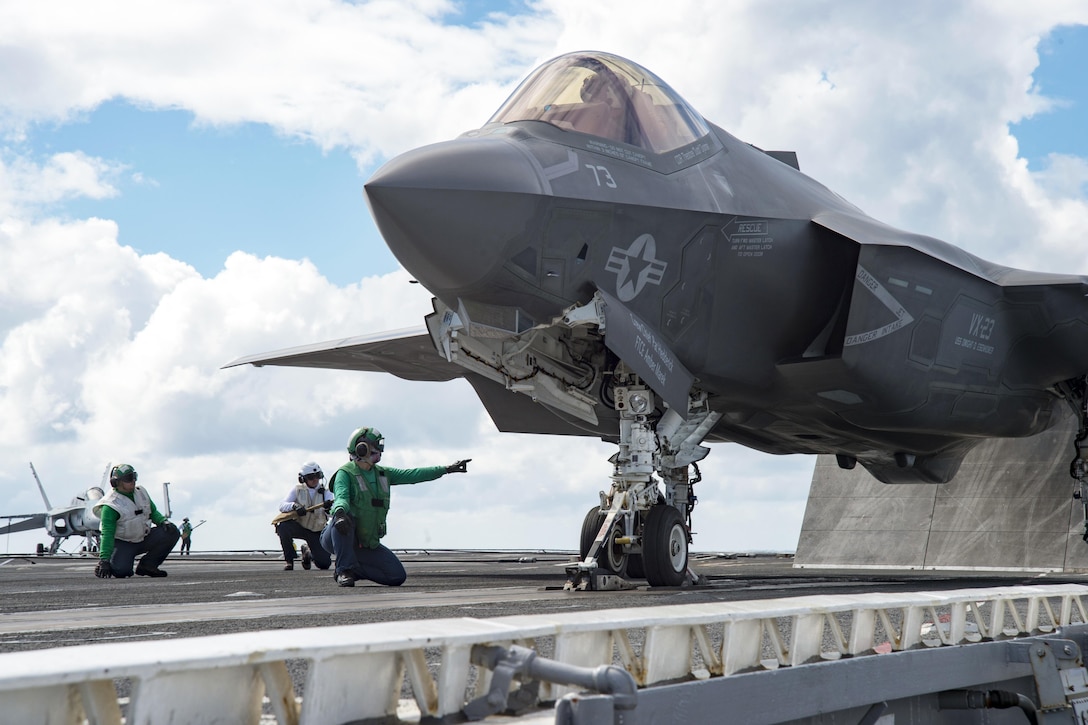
top-left (94, 486), bottom-right (154, 543)
top-left (291, 483), bottom-right (330, 532)
top-left (334, 461), bottom-right (391, 549)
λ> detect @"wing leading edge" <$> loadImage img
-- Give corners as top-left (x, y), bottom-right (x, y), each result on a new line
top-left (224, 325), bottom-right (620, 439)
top-left (0, 513), bottom-right (47, 536)
top-left (222, 327), bottom-right (463, 382)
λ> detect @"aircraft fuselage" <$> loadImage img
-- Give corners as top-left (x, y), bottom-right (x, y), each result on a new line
top-left (365, 73), bottom-right (1088, 484)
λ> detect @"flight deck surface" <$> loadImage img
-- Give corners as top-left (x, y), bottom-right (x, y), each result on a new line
top-left (2, 550), bottom-right (1083, 654)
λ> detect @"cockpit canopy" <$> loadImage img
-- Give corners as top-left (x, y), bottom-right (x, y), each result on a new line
top-left (489, 52), bottom-right (711, 155)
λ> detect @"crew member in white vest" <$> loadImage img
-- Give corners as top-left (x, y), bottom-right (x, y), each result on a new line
top-left (92, 464), bottom-right (179, 578)
top-left (274, 461), bottom-right (334, 570)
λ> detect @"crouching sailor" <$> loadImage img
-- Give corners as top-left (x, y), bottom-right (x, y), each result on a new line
top-left (321, 426), bottom-right (470, 588)
top-left (92, 463), bottom-right (180, 578)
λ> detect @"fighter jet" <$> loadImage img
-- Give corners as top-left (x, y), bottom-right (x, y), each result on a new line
top-left (0, 463), bottom-right (106, 555)
top-left (226, 51), bottom-right (1088, 588)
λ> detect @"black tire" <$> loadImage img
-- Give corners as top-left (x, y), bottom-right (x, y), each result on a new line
top-left (642, 504), bottom-right (688, 587)
top-left (579, 507), bottom-right (604, 560)
top-left (578, 506), bottom-right (627, 575)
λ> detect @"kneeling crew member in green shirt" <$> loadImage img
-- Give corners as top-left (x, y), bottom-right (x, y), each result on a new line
top-left (92, 464), bottom-right (180, 578)
top-left (320, 426), bottom-right (470, 588)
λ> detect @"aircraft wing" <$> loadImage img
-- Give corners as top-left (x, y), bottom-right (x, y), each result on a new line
top-left (225, 324), bottom-right (617, 439)
top-left (0, 513), bottom-right (46, 536)
top-left (222, 326), bottom-right (464, 382)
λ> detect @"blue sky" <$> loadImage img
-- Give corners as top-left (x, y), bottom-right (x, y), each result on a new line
top-left (1014, 24), bottom-right (1088, 170)
top-left (32, 102), bottom-right (382, 284)
top-left (2, 2), bottom-right (1087, 557)
top-left (18, 0), bottom-right (542, 285)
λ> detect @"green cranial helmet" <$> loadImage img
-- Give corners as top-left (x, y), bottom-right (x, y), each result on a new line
top-left (347, 427), bottom-right (385, 459)
top-left (110, 464), bottom-right (138, 486)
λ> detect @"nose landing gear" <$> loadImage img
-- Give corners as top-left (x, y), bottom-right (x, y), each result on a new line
top-left (566, 368), bottom-right (718, 591)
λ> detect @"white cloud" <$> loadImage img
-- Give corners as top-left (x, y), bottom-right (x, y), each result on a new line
top-left (1, 2), bottom-right (1088, 560)
top-left (0, 151), bottom-right (123, 214)
top-left (0, 0), bottom-right (560, 164)
top-left (1033, 153), bottom-right (1088, 197)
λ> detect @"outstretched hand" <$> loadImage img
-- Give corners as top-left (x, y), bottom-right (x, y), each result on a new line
top-left (445, 459), bottom-right (471, 474)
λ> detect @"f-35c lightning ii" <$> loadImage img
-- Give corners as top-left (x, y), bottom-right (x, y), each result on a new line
top-left (226, 51), bottom-right (1088, 588)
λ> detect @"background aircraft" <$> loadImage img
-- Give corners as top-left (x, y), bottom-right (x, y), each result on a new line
top-left (0, 463), bottom-right (106, 555)
top-left (0, 463), bottom-right (176, 555)
top-left (227, 51), bottom-right (1088, 588)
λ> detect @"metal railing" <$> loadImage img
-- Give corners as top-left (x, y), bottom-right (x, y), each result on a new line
top-left (2, 584), bottom-right (1086, 724)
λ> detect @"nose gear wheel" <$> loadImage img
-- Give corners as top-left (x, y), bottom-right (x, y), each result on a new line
top-left (579, 506), bottom-right (626, 576)
top-left (642, 504), bottom-right (689, 587)
top-left (580, 506), bottom-right (646, 580)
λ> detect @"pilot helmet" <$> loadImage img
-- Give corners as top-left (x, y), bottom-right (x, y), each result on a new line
top-left (298, 461), bottom-right (324, 484)
top-left (580, 73), bottom-right (605, 103)
top-left (347, 427), bottom-right (385, 461)
top-left (109, 464), bottom-right (138, 487)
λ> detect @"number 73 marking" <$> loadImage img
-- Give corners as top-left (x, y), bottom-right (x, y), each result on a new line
top-left (585, 164), bottom-right (617, 188)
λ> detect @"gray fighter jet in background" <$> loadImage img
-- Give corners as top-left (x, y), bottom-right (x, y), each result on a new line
top-left (227, 51), bottom-right (1088, 588)
top-left (0, 463), bottom-right (106, 555)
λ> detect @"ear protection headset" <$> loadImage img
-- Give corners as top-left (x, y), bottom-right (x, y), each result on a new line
top-left (355, 435), bottom-right (374, 459)
top-left (109, 464), bottom-right (138, 488)
top-left (349, 427), bottom-right (385, 460)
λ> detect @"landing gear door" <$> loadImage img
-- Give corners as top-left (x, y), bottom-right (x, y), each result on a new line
top-left (597, 289), bottom-right (695, 418)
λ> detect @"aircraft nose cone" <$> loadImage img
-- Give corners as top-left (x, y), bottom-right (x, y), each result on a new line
top-left (365, 137), bottom-right (544, 294)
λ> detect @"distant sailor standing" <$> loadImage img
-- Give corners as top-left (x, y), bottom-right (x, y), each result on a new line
top-left (321, 426), bottom-right (470, 588)
top-left (92, 464), bottom-right (180, 578)
top-left (179, 517), bottom-right (193, 555)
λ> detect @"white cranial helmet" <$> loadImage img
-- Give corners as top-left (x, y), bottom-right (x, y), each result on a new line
top-left (298, 461), bottom-right (324, 483)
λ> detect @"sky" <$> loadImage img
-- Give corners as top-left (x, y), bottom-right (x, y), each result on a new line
top-left (2, 1), bottom-right (1087, 558)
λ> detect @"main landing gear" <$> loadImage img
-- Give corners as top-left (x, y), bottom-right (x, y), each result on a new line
top-left (566, 364), bottom-right (721, 590)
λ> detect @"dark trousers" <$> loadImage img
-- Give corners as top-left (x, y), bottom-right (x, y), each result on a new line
top-left (320, 522), bottom-right (406, 586)
top-left (180, 537), bottom-right (191, 554)
top-left (275, 520), bottom-right (332, 569)
top-left (109, 524), bottom-right (180, 577)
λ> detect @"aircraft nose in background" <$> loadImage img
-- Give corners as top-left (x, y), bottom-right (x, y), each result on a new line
top-left (364, 137), bottom-right (545, 295)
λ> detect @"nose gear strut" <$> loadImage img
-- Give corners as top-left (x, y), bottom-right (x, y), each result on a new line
top-left (566, 363), bottom-right (719, 590)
